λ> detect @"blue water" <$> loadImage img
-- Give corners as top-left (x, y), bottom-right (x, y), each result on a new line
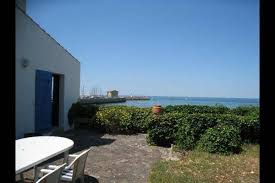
top-left (103, 96), bottom-right (259, 108)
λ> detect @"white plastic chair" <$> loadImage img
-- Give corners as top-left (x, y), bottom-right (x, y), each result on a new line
top-left (40, 148), bottom-right (91, 183)
top-left (36, 163), bottom-right (66, 183)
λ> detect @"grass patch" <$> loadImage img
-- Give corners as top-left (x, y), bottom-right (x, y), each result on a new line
top-left (148, 144), bottom-right (259, 183)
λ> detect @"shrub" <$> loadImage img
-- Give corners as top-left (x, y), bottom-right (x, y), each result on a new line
top-left (214, 114), bottom-right (259, 143)
top-left (91, 105), bottom-right (259, 153)
top-left (175, 121), bottom-right (196, 150)
top-left (215, 114), bottom-right (259, 143)
top-left (196, 124), bottom-right (242, 154)
top-left (215, 114), bottom-right (241, 126)
top-left (67, 102), bottom-right (98, 127)
top-left (164, 105), bottom-right (230, 114)
top-left (239, 115), bottom-right (260, 143)
top-left (95, 106), bottom-right (132, 134)
top-left (147, 112), bottom-right (186, 147)
top-left (231, 105), bottom-right (259, 116)
top-left (94, 106), bottom-right (152, 134)
top-left (127, 107), bottom-right (152, 132)
top-left (175, 113), bottom-right (219, 150)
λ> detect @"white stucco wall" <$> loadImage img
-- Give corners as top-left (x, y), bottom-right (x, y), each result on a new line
top-left (16, 7), bottom-right (80, 139)
top-left (16, 0), bottom-right (26, 12)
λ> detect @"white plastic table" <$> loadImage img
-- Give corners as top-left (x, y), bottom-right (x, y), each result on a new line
top-left (16, 136), bottom-right (74, 182)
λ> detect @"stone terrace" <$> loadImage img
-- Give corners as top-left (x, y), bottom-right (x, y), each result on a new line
top-left (16, 129), bottom-right (181, 183)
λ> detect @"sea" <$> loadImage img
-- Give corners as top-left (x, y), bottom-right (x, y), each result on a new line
top-left (103, 96), bottom-right (259, 108)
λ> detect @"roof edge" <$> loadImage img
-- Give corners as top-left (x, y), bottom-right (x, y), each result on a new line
top-left (16, 5), bottom-right (81, 64)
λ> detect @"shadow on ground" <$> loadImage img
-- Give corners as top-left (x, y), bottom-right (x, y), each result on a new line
top-left (58, 128), bottom-right (115, 154)
top-left (82, 175), bottom-right (99, 183)
top-left (18, 175), bottom-right (99, 183)
top-left (38, 128), bottom-right (115, 165)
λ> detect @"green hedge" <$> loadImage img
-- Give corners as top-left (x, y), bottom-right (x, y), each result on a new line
top-left (196, 124), bottom-right (242, 154)
top-left (164, 105), bottom-right (230, 114)
top-left (238, 115), bottom-right (260, 143)
top-left (128, 107), bottom-right (152, 132)
top-left (175, 113), bottom-right (219, 150)
top-left (94, 106), bottom-right (152, 134)
top-left (95, 106), bottom-right (132, 133)
top-left (175, 113), bottom-right (259, 152)
top-left (164, 104), bottom-right (259, 117)
top-left (67, 102), bottom-right (98, 127)
top-left (231, 105), bottom-right (259, 116)
top-left (214, 114), bottom-right (259, 143)
top-left (147, 112), bottom-right (186, 147)
top-left (68, 104), bottom-right (259, 154)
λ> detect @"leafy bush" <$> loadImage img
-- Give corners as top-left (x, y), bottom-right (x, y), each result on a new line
top-left (215, 114), bottom-right (259, 143)
top-left (90, 105), bottom-right (259, 154)
top-left (215, 114), bottom-right (241, 126)
top-left (175, 113), bottom-right (259, 151)
top-left (175, 121), bottom-right (196, 150)
top-left (164, 105), bottom-right (259, 117)
top-left (231, 105), bottom-right (259, 116)
top-left (127, 107), bottom-right (152, 132)
top-left (238, 115), bottom-right (260, 143)
top-left (67, 102), bottom-right (98, 127)
top-left (147, 112), bottom-right (186, 147)
top-left (94, 106), bottom-right (152, 134)
top-left (175, 113), bottom-right (220, 150)
top-left (197, 124), bottom-right (242, 154)
top-left (95, 106), bottom-right (132, 133)
top-left (164, 105), bottom-right (230, 115)
top-left (214, 114), bottom-right (259, 143)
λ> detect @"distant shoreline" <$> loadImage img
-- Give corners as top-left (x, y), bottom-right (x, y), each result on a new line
top-left (103, 96), bottom-right (259, 108)
top-left (147, 96), bottom-right (259, 100)
top-left (78, 95), bottom-right (259, 106)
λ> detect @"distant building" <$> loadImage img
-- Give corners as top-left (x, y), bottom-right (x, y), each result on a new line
top-left (107, 90), bottom-right (118, 98)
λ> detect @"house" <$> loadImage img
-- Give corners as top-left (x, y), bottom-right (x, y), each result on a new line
top-left (107, 90), bottom-right (118, 98)
top-left (15, 0), bottom-right (80, 139)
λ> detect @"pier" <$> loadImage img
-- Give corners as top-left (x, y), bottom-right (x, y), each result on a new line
top-left (125, 96), bottom-right (150, 100)
top-left (79, 97), bottom-right (126, 104)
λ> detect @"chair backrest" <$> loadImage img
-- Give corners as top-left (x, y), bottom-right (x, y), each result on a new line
top-left (70, 148), bottom-right (91, 182)
top-left (36, 163), bottom-right (66, 183)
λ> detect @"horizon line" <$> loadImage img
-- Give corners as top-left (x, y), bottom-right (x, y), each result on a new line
top-left (119, 95), bottom-right (259, 100)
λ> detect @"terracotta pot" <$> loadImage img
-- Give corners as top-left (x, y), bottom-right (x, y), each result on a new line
top-left (152, 105), bottom-right (162, 114)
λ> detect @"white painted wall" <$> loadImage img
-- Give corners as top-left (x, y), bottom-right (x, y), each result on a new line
top-left (16, 6), bottom-right (80, 139)
top-left (16, 0), bottom-right (26, 12)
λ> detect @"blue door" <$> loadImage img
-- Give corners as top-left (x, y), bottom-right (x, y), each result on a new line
top-left (35, 70), bottom-right (52, 132)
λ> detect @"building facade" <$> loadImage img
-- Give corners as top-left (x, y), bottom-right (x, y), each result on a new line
top-left (16, 0), bottom-right (80, 139)
top-left (107, 90), bottom-right (119, 98)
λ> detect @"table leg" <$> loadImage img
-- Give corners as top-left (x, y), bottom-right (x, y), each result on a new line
top-left (33, 165), bottom-right (39, 182)
top-left (63, 151), bottom-right (69, 164)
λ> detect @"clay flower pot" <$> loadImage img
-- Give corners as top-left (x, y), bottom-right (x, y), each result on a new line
top-left (152, 105), bottom-right (162, 114)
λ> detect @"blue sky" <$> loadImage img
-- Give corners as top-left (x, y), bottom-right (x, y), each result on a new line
top-left (27, 0), bottom-right (259, 98)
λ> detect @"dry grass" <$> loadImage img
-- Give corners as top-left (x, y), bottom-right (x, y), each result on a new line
top-left (149, 144), bottom-right (259, 183)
